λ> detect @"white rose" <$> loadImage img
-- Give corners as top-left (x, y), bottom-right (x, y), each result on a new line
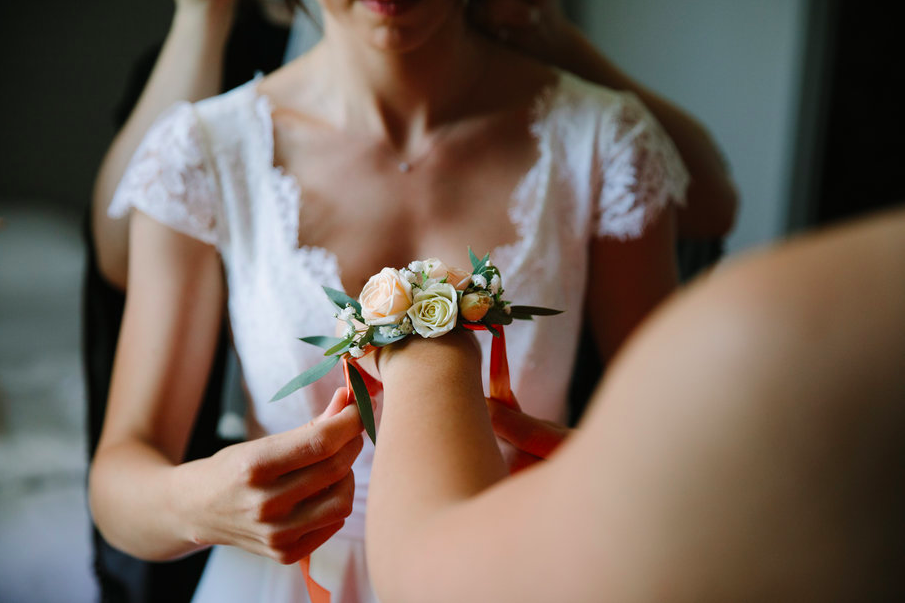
top-left (406, 283), bottom-right (459, 338)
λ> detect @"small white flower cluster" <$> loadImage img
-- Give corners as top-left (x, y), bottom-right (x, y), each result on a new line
top-left (338, 304), bottom-right (356, 321)
top-left (489, 274), bottom-right (501, 295)
top-left (400, 268), bottom-right (419, 284)
top-left (377, 316), bottom-right (414, 338)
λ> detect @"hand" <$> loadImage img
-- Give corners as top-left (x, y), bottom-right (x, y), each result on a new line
top-left (486, 397), bottom-right (571, 473)
top-left (186, 388), bottom-right (364, 564)
top-left (468, 0), bottom-right (582, 68)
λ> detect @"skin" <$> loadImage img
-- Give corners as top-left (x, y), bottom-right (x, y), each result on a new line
top-left (89, 0), bottom-right (696, 564)
top-left (92, 0), bottom-right (736, 291)
top-left (468, 0), bottom-right (738, 237)
top-left (368, 207), bottom-right (905, 602)
top-left (90, 0), bottom-right (733, 477)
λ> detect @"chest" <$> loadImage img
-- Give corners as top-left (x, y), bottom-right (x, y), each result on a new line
top-left (270, 109), bottom-right (541, 295)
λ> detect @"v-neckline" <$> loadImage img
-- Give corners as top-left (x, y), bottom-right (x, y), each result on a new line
top-left (250, 72), bottom-right (562, 297)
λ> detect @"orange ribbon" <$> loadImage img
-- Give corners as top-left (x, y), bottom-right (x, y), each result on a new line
top-left (462, 324), bottom-right (520, 410)
top-left (299, 555), bottom-right (330, 603)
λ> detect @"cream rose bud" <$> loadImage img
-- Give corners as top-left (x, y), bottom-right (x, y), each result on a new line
top-left (359, 267), bottom-right (413, 325)
top-left (460, 291), bottom-right (493, 322)
top-left (407, 283), bottom-right (459, 338)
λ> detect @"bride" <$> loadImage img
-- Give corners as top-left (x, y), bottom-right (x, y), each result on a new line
top-left (89, 0), bottom-right (729, 600)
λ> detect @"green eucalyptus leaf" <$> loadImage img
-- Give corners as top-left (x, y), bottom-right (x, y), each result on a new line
top-left (299, 336), bottom-right (344, 350)
top-left (508, 305), bottom-right (563, 317)
top-left (270, 355), bottom-right (341, 402)
top-left (347, 363), bottom-right (377, 444)
top-left (509, 311), bottom-right (535, 321)
top-left (359, 326), bottom-right (376, 348)
top-left (323, 286), bottom-right (362, 314)
top-left (483, 322), bottom-right (501, 338)
top-left (482, 307), bottom-right (514, 326)
top-left (468, 247), bottom-right (481, 271)
top-left (323, 338), bottom-right (353, 356)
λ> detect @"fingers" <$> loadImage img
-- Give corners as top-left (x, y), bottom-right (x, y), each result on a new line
top-left (278, 521), bottom-right (346, 565)
top-left (285, 471), bottom-right (356, 536)
top-left (487, 397), bottom-right (569, 459)
top-left (249, 402), bottom-right (364, 481)
top-left (255, 472), bottom-right (357, 564)
top-left (264, 435), bottom-right (363, 514)
top-left (320, 387), bottom-right (350, 419)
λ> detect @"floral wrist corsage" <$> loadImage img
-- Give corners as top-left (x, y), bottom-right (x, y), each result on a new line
top-left (272, 249), bottom-right (561, 443)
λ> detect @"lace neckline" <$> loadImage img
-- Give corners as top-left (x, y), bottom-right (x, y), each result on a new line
top-left (250, 71), bottom-right (564, 296)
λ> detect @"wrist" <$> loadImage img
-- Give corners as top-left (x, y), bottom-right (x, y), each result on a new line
top-left (167, 458), bottom-right (213, 550)
top-left (380, 330), bottom-right (481, 385)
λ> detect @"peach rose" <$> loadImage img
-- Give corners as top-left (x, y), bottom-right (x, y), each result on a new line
top-left (359, 267), bottom-right (413, 326)
top-left (424, 258), bottom-right (472, 291)
top-left (459, 291), bottom-right (493, 322)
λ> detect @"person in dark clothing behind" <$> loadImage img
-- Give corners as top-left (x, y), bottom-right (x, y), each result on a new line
top-left (83, 2), bottom-right (292, 600)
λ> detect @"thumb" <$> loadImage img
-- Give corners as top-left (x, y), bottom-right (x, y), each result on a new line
top-left (318, 387), bottom-right (350, 421)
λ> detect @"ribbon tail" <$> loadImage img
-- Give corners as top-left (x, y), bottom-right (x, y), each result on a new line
top-left (299, 556), bottom-right (331, 603)
top-left (342, 358), bottom-right (355, 407)
top-left (489, 326), bottom-right (520, 410)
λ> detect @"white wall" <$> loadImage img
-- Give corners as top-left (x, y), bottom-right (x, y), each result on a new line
top-left (575, 0), bottom-right (809, 253)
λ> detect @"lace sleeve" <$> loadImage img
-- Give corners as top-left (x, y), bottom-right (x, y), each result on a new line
top-left (595, 92), bottom-right (689, 240)
top-left (108, 102), bottom-right (220, 246)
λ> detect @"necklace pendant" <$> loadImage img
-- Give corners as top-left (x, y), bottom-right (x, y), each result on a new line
top-left (398, 161), bottom-right (411, 173)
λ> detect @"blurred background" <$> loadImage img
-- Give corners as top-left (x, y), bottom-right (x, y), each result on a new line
top-left (0, 1), bottom-right (901, 601)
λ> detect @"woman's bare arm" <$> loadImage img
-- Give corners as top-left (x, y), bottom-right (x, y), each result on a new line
top-left (89, 212), bottom-right (363, 562)
top-left (367, 208), bottom-right (905, 602)
top-left (91, 1), bottom-right (235, 290)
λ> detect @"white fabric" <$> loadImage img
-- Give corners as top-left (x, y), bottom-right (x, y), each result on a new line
top-left (109, 70), bottom-right (687, 603)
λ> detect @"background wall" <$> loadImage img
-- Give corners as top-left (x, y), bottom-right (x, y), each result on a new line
top-left (0, 1), bottom-right (171, 209)
top-left (574, 0), bottom-right (811, 253)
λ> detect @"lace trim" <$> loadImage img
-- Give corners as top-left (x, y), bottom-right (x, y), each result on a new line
top-left (596, 92), bottom-right (689, 240)
top-left (253, 91), bottom-right (344, 292)
top-left (108, 103), bottom-right (220, 246)
top-left (249, 77), bottom-right (562, 296)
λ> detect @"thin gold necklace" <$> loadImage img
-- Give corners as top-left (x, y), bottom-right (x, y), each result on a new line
top-left (392, 54), bottom-right (492, 174)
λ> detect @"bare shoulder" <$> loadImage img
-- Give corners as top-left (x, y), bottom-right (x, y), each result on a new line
top-left (474, 38), bottom-right (560, 112)
top-left (255, 48), bottom-right (326, 117)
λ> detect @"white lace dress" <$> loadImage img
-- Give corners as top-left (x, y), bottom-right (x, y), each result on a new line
top-left (109, 70), bottom-right (688, 602)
